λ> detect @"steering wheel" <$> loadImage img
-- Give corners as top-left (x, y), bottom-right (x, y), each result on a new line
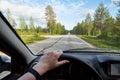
top-left (27, 54), bottom-right (103, 80)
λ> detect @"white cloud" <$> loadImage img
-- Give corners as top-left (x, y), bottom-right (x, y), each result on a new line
top-left (0, 0), bottom-right (95, 30)
top-left (51, 0), bottom-right (57, 3)
top-left (110, 0), bottom-right (120, 7)
top-left (105, 0), bottom-right (116, 8)
top-left (111, 0), bottom-right (120, 2)
top-left (50, 1), bottom-right (94, 18)
top-left (0, 0), bottom-right (46, 26)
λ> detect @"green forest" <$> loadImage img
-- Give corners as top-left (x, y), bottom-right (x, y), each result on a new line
top-left (71, 1), bottom-right (120, 51)
top-left (71, 2), bottom-right (120, 38)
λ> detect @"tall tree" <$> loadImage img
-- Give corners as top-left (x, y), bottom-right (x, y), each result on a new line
top-left (71, 21), bottom-right (87, 35)
top-left (94, 3), bottom-right (110, 34)
top-left (85, 13), bottom-right (93, 35)
top-left (6, 9), bottom-right (16, 28)
top-left (61, 25), bottom-right (66, 34)
top-left (103, 17), bottom-right (115, 37)
top-left (36, 26), bottom-right (42, 33)
top-left (7, 9), bottom-right (11, 24)
top-left (75, 22), bottom-right (81, 34)
top-left (19, 16), bottom-right (27, 31)
top-left (56, 23), bottom-right (63, 34)
top-left (29, 17), bottom-right (35, 31)
top-left (45, 5), bottom-right (56, 34)
top-left (71, 23), bottom-right (80, 34)
top-left (114, 0), bottom-right (120, 36)
top-left (80, 21), bottom-right (87, 35)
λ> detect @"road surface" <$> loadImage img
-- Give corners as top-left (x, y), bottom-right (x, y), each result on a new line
top-left (28, 35), bottom-right (95, 54)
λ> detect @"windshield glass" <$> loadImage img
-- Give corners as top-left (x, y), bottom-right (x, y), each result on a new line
top-left (0, 0), bottom-right (120, 54)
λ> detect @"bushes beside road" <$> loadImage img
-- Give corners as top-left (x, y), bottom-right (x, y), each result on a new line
top-left (16, 30), bottom-right (46, 44)
top-left (20, 34), bottom-right (46, 44)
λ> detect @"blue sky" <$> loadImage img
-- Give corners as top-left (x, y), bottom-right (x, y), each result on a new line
top-left (0, 0), bottom-right (118, 30)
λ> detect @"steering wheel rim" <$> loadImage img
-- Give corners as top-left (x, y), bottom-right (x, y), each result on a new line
top-left (58, 54), bottom-right (103, 80)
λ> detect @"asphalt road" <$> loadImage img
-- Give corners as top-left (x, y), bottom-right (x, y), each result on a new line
top-left (28, 35), bottom-right (95, 54)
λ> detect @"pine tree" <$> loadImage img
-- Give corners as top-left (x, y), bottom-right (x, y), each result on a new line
top-left (45, 5), bottom-right (56, 34)
top-left (19, 16), bottom-right (27, 31)
top-left (85, 13), bottom-right (93, 35)
top-left (94, 3), bottom-right (110, 34)
top-left (29, 17), bottom-right (35, 31)
top-left (6, 9), bottom-right (16, 28)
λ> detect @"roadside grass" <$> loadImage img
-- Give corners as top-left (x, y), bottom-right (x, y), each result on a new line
top-left (19, 34), bottom-right (46, 44)
top-left (15, 30), bottom-right (47, 44)
top-left (78, 35), bottom-right (120, 51)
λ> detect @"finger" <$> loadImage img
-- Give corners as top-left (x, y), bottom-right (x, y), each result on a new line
top-left (56, 60), bottom-right (70, 67)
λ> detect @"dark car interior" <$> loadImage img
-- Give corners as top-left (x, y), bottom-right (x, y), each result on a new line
top-left (0, 11), bottom-right (120, 80)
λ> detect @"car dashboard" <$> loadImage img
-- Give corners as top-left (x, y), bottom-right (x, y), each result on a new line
top-left (41, 52), bottom-right (120, 80)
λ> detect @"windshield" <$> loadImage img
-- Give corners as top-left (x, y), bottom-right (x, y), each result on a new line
top-left (0, 0), bottom-right (120, 54)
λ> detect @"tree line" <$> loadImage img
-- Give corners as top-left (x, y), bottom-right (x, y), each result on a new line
top-left (71, 1), bottom-right (120, 42)
top-left (6, 5), bottom-right (68, 35)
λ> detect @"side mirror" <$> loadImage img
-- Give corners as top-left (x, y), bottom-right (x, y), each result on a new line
top-left (0, 54), bottom-right (11, 73)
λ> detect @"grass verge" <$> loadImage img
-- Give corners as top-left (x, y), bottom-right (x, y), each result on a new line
top-left (20, 34), bottom-right (46, 44)
top-left (78, 35), bottom-right (120, 51)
